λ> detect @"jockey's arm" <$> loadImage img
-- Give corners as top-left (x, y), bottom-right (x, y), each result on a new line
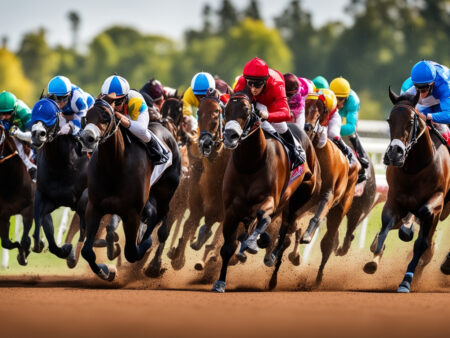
top-left (266, 86), bottom-right (291, 123)
top-left (9, 102), bottom-right (32, 142)
top-left (341, 108), bottom-right (357, 136)
top-left (127, 110), bottom-right (152, 143)
top-left (426, 88), bottom-right (450, 124)
top-left (182, 87), bottom-right (199, 117)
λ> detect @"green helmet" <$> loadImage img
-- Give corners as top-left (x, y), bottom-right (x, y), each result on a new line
top-left (312, 76), bottom-right (329, 90)
top-left (0, 91), bottom-right (17, 113)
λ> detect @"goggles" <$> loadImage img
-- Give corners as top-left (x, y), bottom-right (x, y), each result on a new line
top-left (414, 83), bottom-right (432, 93)
top-left (113, 95), bottom-right (127, 105)
top-left (55, 94), bottom-right (70, 103)
top-left (246, 79), bottom-right (266, 89)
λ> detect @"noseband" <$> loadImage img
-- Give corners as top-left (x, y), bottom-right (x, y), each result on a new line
top-left (199, 96), bottom-right (224, 147)
top-left (227, 93), bottom-right (260, 141)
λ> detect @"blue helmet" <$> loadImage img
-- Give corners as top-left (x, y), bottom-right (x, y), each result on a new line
top-left (411, 60), bottom-right (436, 84)
top-left (48, 76), bottom-right (72, 96)
top-left (31, 99), bottom-right (60, 126)
top-left (101, 75), bottom-right (130, 97)
top-left (191, 72), bottom-right (215, 95)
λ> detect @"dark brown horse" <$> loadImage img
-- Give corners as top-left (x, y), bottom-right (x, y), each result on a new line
top-left (300, 96), bottom-right (360, 285)
top-left (0, 123), bottom-right (34, 265)
top-left (364, 88), bottom-right (450, 292)
top-left (442, 252), bottom-right (450, 274)
top-left (79, 99), bottom-right (181, 280)
top-left (212, 92), bottom-right (320, 292)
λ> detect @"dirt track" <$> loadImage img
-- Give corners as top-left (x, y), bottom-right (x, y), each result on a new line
top-left (0, 279), bottom-right (449, 338)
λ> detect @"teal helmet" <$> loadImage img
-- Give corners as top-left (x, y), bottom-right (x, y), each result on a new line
top-left (0, 91), bottom-right (18, 113)
top-left (312, 76), bottom-right (329, 90)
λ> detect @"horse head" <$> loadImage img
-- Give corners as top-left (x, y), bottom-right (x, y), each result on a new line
top-left (304, 95), bottom-right (326, 141)
top-left (161, 97), bottom-right (183, 127)
top-left (384, 87), bottom-right (423, 166)
top-left (197, 94), bottom-right (223, 157)
top-left (80, 99), bottom-right (117, 152)
top-left (223, 92), bottom-right (258, 149)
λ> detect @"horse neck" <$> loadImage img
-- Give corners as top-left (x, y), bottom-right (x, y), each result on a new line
top-left (98, 128), bottom-right (126, 172)
top-left (233, 127), bottom-right (267, 174)
top-left (403, 128), bottom-right (434, 173)
top-left (43, 136), bottom-right (75, 166)
top-left (0, 137), bottom-right (22, 181)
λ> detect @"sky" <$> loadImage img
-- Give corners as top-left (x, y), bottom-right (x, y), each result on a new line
top-left (1, 0), bottom-right (351, 51)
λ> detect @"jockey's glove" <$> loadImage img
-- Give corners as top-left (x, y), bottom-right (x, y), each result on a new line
top-left (57, 123), bottom-right (72, 135)
top-left (256, 102), bottom-right (269, 120)
top-left (10, 126), bottom-right (32, 142)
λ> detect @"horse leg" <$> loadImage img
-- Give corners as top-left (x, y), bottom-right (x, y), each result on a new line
top-left (212, 213), bottom-right (240, 293)
top-left (336, 211), bottom-right (362, 256)
top-left (288, 228), bottom-right (302, 266)
top-left (301, 191), bottom-right (332, 244)
top-left (240, 198), bottom-right (275, 256)
top-left (315, 206), bottom-right (344, 286)
top-left (81, 204), bottom-right (116, 281)
top-left (268, 220), bottom-right (291, 290)
top-left (191, 215), bottom-right (215, 251)
top-left (64, 213), bottom-right (79, 245)
top-left (105, 215), bottom-right (121, 261)
top-left (363, 203), bottom-right (401, 274)
top-left (441, 252), bottom-right (450, 275)
top-left (32, 190), bottom-right (45, 253)
top-left (146, 216), bottom-right (170, 278)
top-left (70, 189), bottom-right (89, 269)
top-left (196, 222), bottom-right (223, 271)
top-left (398, 195), bottom-right (442, 293)
top-left (19, 204), bottom-right (34, 265)
top-left (0, 217), bottom-right (22, 264)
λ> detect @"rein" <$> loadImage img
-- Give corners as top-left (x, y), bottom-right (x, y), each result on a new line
top-left (0, 125), bottom-right (18, 164)
top-left (95, 99), bottom-right (122, 145)
top-left (229, 93), bottom-right (261, 141)
top-left (199, 96), bottom-right (224, 147)
top-left (393, 104), bottom-right (427, 157)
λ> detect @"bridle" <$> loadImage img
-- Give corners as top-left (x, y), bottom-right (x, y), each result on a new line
top-left (0, 124), bottom-right (18, 164)
top-left (93, 99), bottom-right (122, 145)
top-left (227, 93), bottom-right (260, 141)
top-left (199, 96), bottom-right (224, 149)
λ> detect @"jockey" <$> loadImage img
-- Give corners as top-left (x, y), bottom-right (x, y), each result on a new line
top-left (140, 78), bottom-right (178, 112)
top-left (404, 60), bottom-right (450, 128)
top-left (47, 76), bottom-right (94, 136)
top-left (234, 57), bottom-right (306, 169)
top-left (100, 74), bottom-right (169, 165)
top-left (312, 76), bottom-right (329, 90)
top-left (182, 72), bottom-right (216, 118)
top-left (0, 91), bottom-right (37, 179)
top-left (330, 77), bottom-right (369, 182)
top-left (284, 73), bottom-right (315, 130)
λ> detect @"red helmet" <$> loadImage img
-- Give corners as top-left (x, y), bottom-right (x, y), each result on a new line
top-left (243, 57), bottom-right (269, 80)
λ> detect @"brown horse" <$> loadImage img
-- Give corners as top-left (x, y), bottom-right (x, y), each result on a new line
top-left (0, 123), bottom-right (34, 265)
top-left (212, 92), bottom-right (320, 292)
top-left (300, 96), bottom-right (360, 285)
top-left (442, 252), bottom-right (450, 274)
top-left (79, 99), bottom-right (181, 281)
top-left (364, 88), bottom-right (450, 292)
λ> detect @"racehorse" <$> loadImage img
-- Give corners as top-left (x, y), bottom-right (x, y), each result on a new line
top-left (79, 99), bottom-right (180, 281)
top-left (364, 88), bottom-right (450, 292)
top-left (31, 111), bottom-right (89, 268)
top-left (300, 96), bottom-right (360, 285)
top-left (212, 92), bottom-right (320, 292)
top-left (442, 252), bottom-right (450, 274)
top-left (0, 123), bottom-right (34, 265)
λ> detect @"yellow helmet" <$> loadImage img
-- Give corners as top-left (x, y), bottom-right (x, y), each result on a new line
top-left (317, 88), bottom-right (337, 113)
top-left (330, 77), bottom-right (351, 98)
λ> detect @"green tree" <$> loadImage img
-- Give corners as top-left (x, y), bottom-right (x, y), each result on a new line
top-left (0, 47), bottom-right (34, 105)
top-left (17, 28), bottom-right (57, 97)
top-left (217, 0), bottom-right (239, 34)
top-left (67, 11), bottom-right (81, 50)
top-left (244, 0), bottom-right (261, 20)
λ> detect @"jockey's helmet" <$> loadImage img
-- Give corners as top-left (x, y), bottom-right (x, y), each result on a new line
top-left (283, 73), bottom-right (300, 96)
top-left (147, 80), bottom-right (164, 101)
top-left (318, 88), bottom-right (337, 113)
top-left (101, 75), bottom-right (130, 98)
top-left (411, 60), bottom-right (436, 85)
top-left (401, 77), bottom-right (413, 93)
top-left (31, 98), bottom-right (60, 126)
top-left (48, 76), bottom-right (72, 96)
top-left (330, 77), bottom-right (351, 98)
top-left (0, 91), bottom-right (18, 113)
top-left (191, 72), bottom-right (215, 95)
top-left (243, 57), bottom-right (269, 80)
top-left (312, 76), bottom-right (329, 90)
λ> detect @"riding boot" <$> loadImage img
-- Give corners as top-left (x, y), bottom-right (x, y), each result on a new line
top-left (147, 136), bottom-right (169, 165)
top-left (280, 129), bottom-right (306, 170)
top-left (333, 137), bottom-right (357, 166)
top-left (349, 133), bottom-right (369, 169)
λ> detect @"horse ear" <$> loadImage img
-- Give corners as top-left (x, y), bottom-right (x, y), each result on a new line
top-left (388, 86), bottom-right (399, 104)
top-left (413, 90), bottom-right (420, 107)
top-left (39, 88), bottom-right (45, 99)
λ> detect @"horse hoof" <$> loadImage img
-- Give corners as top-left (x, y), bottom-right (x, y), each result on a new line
top-left (194, 262), bottom-right (205, 271)
top-left (32, 240), bottom-right (45, 253)
top-left (363, 261), bottom-right (378, 274)
top-left (288, 252), bottom-right (301, 266)
top-left (97, 264), bottom-right (117, 282)
top-left (190, 240), bottom-right (202, 251)
top-left (107, 243), bottom-right (121, 261)
top-left (397, 281), bottom-right (411, 293)
top-left (398, 224), bottom-right (414, 242)
top-left (170, 256), bottom-right (185, 271)
top-left (212, 280), bottom-right (226, 293)
top-left (167, 247), bottom-right (177, 260)
top-left (17, 253), bottom-right (27, 266)
top-left (268, 276), bottom-right (277, 290)
top-left (66, 247), bottom-right (77, 269)
top-left (93, 239), bottom-right (107, 247)
top-left (257, 232), bottom-right (271, 249)
top-left (236, 252), bottom-right (247, 263)
top-left (441, 254), bottom-right (450, 275)
top-left (264, 253), bottom-right (276, 267)
top-left (300, 234), bottom-right (311, 244)
top-left (145, 266), bottom-right (166, 278)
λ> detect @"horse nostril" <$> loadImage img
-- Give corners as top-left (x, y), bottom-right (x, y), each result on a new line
top-left (39, 131), bottom-right (46, 137)
top-left (87, 136), bottom-right (95, 144)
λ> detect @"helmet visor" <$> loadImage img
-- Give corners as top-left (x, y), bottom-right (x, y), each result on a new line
top-left (414, 82), bottom-right (433, 93)
top-left (246, 79), bottom-right (266, 89)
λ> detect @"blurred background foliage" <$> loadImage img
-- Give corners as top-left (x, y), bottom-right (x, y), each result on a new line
top-left (0, 0), bottom-right (449, 119)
